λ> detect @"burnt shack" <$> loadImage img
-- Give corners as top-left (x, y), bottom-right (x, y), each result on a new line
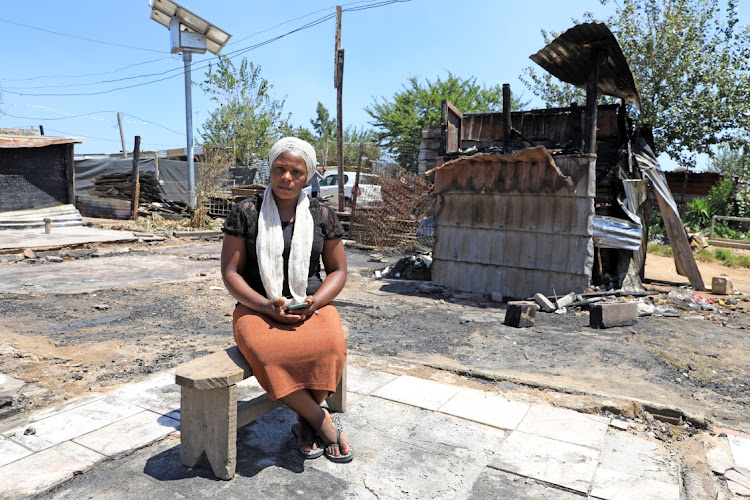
top-left (0, 129), bottom-right (84, 230)
top-left (426, 23), bottom-right (703, 299)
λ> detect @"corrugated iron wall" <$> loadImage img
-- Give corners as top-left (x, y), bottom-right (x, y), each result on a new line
top-left (431, 147), bottom-right (595, 299)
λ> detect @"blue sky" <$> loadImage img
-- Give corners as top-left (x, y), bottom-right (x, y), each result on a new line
top-left (0, 0), bottom-right (747, 170)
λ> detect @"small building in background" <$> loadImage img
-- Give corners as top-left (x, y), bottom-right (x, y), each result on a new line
top-left (0, 129), bottom-right (84, 229)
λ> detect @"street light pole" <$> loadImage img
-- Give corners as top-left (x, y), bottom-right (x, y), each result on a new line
top-left (182, 51), bottom-right (195, 209)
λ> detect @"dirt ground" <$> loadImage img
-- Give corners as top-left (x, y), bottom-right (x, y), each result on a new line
top-left (1, 231), bottom-right (749, 498)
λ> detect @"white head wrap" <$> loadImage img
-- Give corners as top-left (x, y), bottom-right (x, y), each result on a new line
top-left (268, 137), bottom-right (317, 183)
top-left (256, 137), bottom-right (317, 305)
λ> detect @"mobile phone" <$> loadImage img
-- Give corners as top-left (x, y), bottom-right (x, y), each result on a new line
top-left (285, 303), bottom-right (307, 310)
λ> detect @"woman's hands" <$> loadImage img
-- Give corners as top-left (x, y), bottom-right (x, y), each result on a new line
top-left (264, 296), bottom-right (318, 324)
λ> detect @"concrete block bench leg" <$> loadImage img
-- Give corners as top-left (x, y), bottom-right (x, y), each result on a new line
top-left (180, 385), bottom-right (238, 481)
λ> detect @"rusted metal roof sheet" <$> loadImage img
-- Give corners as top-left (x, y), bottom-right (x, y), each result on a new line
top-left (461, 104), bottom-right (620, 145)
top-left (0, 135), bottom-right (84, 148)
top-left (430, 147), bottom-right (595, 299)
top-left (530, 23), bottom-right (642, 112)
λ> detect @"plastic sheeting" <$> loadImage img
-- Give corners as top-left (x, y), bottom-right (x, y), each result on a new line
top-left (75, 157), bottom-right (193, 203)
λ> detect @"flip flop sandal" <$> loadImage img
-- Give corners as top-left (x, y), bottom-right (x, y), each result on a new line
top-left (323, 429), bottom-right (353, 463)
top-left (322, 411), bottom-right (353, 463)
top-left (291, 421), bottom-right (324, 459)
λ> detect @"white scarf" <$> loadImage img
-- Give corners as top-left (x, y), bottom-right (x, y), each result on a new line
top-left (256, 138), bottom-right (317, 305)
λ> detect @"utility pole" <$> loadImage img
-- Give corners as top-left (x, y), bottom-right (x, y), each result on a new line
top-left (117, 112), bottom-right (128, 158)
top-left (334, 5), bottom-right (345, 211)
top-left (131, 136), bottom-right (141, 220)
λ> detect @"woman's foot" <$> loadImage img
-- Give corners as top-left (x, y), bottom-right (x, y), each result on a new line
top-left (319, 408), bottom-right (352, 463)
top-left (293, 413), bottom-right (324, 459)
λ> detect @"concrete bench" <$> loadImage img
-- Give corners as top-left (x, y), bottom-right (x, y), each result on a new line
top-left (175, 326), bottom-right (348, 480)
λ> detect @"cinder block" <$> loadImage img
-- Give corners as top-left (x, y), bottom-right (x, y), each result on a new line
top-left (491, 292), bottom-right (504, 303)
top-left (504, 301), bottom-right (539, 328)
top-left (590, 302), bottom-right (638, 329)
top-left (712, 277), bottom-right (734, 295)
top-left (556, 292), bottom-right (577, 309)
top-left (533, 293), bottom-right (556, 313)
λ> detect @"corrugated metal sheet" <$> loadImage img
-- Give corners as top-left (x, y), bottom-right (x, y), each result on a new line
top-left (0, 135), bottom-right (83, 148)
top-left (461, 105), bottom-right (620, 146)
top-left (593, 215), bottom-right (641, 251)
top-left (529, 23), bottom-right (642, 112)
top-left (430, 146), bottom-right (595, 299)
top-left (0, 204), bottom-right (82, 230)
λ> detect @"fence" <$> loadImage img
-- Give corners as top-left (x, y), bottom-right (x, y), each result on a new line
top-left (347, 165), bottom-right (434, 248)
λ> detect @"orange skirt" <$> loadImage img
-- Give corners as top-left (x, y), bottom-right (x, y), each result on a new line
top-left (233, 303), bottom-right (346, 401)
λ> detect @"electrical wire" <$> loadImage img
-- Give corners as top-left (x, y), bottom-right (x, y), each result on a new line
top-left (0, 56), bottom-right (177, 82)
top-left (2, 111), bottom-right (185, 136)
top-left (2, 0), bottom-right (410, 97)
top-left (45, 128), bottom-right (179, 148)
top-left (0, 17), bottom-right (164, 53)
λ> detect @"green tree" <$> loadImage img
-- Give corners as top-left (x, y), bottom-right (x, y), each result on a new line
top-left (366, 73), bottom-right (527, 172)
top-left (707, 144), bottom-right (750, 177)
top-left (198, 56), bottom-right (289, 168)
top-left (522, 0), bottom-right (750, 170)
top-left (310, 101), bottom-right (335, 140)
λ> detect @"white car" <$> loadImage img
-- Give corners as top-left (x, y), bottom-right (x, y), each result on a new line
top-left (303, 171), bottom-right (383, 208)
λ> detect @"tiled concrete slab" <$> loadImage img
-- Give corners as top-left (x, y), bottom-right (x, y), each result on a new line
top-left (409, 411), bottom-right (507, 457)
top-left (73, 410), bottom-right (179, 458)
top-left (438, 387), bottom-right (530, 430)
top-left (0, 394), bottom-right (106, 434)
top-left (591, 467), bottom-right (680, 500)
top-left (598, 430), bottom-right (679, 484)
top-left (0, 436), bottom-right (32, 467)
top-left (108, 371), bottom-right (181, 417)
top-left (371, 375), bottom-right (461, 410)
top-left (490, 431), bottom-right (600, 494)
top-left (516, 404), bottom-right (610, 449)
top-left (347, 365), bottom-right (398, 395)
top-left (4, 397), bottom-right (144, 452)
top-left (0, 441), bottom-right (103, 499)
top-left (729, 435), bottom-right (750, 469)
top-left (470, 468), bottom-right (587, 499)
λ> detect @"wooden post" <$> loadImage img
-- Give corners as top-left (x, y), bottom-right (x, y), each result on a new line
top-left (336, 48), bottom-right (345, 211)
top-left (153, 152), bottom-right (160, 182)
top-left (334, 6), bottom-right (344, 211)
top-left (570, 102), bottom-right (583, 151)
top-left (349, 143), bottom-right (364, 236)
top-left (585, 49), bottom-right (602, 155)
top-left (334, 5), bottom-right (342, 87)
top-left (502, 83), bottom-right (512, 153)
top-left (131, 136), bottom-right (141, 220)
top-left (117, 112), bottom-right (128, 159)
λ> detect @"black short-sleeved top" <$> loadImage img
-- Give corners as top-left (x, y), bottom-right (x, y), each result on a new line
top-left (222, 194), bottom-right (345, 298)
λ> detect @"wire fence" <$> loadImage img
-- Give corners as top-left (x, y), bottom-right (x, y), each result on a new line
top-left (347, 164), bottom-right (434, 249)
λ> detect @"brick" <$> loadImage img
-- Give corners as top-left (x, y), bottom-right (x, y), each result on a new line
top-left (533, 293), bottom-right (556, 312)
top-left (590, 302), bottom-right (638, 329)
top-left (712, 277), bottom-right (733, 295)
top-left (556, 292), bottom-right (577, 309)
top-left (504, 301), bottom-right (539, 328)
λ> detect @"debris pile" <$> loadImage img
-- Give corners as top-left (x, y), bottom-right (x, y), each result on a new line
top-left (382, 253), bottom-right (432, 281)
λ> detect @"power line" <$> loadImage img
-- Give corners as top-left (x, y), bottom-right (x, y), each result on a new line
top-left (2, 110), bottom-right (185, 136)
top-left (2, 0), bottom-right (410, 97)
top-left (0, 17), bottom-right (164, 53)
top-left (45, 128), bottom-right (179, 148)
top-left (122, 113), bottom-right (185, 136)
top-left (0, 56), bottom-right (178, 82)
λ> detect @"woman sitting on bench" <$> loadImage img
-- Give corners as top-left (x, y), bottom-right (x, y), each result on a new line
top-left (220, 137), bottom-right (352, 463)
